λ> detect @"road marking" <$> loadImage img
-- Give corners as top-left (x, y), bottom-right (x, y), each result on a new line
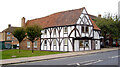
top-left (67, 60), bottom-right (96, 65)
top-left (109, 55), bottom-right (120, 59)
top-left (83, 60), bottom-right (103, 65)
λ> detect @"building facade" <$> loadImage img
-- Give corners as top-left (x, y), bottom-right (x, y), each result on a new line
top-left (0, 24), bottom-right (19, 49)
top-left (21, 7), bottom-right (101, 51)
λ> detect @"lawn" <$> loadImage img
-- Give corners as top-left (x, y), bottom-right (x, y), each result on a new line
top-left (0, 49), bottom-right (67, 59)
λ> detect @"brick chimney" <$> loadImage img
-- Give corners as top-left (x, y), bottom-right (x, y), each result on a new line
top-left (21, 17), bottom-right (25, 27)
top-left (8, 24), bottom-right (11, 28)
top-left (98, 14), bottom-right (101, 18)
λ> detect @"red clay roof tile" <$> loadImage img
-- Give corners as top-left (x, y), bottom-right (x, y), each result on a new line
top-left (25, 7), bottom-right (100, 30)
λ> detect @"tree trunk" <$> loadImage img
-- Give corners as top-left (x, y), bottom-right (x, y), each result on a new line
top-left (19, 42), bottom-right (20, 53)
top-left (32, 41), bottom-right (34, 54)
top-left (116, 39), bottom-right (118, 47)
top-left (104, 35), bottom-right (106, 47)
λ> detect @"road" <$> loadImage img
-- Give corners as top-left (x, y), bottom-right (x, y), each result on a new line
top-left (3, 49), bottom-right (120, 67)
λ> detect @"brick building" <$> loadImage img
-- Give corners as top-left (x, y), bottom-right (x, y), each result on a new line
top-left (0, 24), bottom-right (19, 49)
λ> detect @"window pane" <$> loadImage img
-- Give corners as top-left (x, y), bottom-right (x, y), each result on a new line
top-left (34, 41), bottom-right (37, 48)
top-left (86, 27), bottom-right (89, 33)
top-left (44, 40), bottom-right (47, 46)
top-left (27, 41), bottom-right (30, 48)
top-left (64, 39), bottom-right (68, 45)
top-left (64, 27), bottom-right (68, 33)
top-left (7, 37), bottom-right (10, 40)
top-left (85, 40), bottom-right (89, 47)
top-left (53, 40), bottom-right (56, 46)
top-left (80, 41), bottom-right (83, 47)
top-left (54, 29), bottom-right (56, 35)
top-left (82, 26), bottom-right (84, 33)
top-left (7, 32), bottom-right (10, 35)
top-left (44, 30), bottom-right (47, 35)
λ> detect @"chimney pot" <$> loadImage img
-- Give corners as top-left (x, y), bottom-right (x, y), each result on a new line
top-left (8, 24), bottom-right (11, 28)
top-left (98, 14), bottom-right (101, 18)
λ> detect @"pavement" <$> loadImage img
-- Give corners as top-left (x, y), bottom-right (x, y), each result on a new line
top-left (0, 47), bottom-right (120, 65)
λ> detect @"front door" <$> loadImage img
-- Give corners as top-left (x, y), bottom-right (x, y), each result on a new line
top-left (74, 40), bottom-right (79, 51)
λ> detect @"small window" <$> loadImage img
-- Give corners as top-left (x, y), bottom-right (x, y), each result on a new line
top-left (53, 29), bottom-right (56, 35)
top-left (53, 40), bottom-right (57, 46)
top-left (64, 27), bottom-right (68, 33)
top-left (7, 36), bottom-right (10, 40)
top-left (96, 41), bottom-right (97, 44)
top-left (64, 39), bottom-right (68, 45)
top-left (12, 37), bottom-right (14, 39)
top-left (44, 40), bottom-right (47, 46)
top-left (82, 26), bottom-right (85, 33)
top-left (7, 32), bottom-right (10, 35)
top-left (85, 40), bottom-right (89, 47)
top-left (86, 27), bottom-right (89, 33)
top-left (44, 29), bottom-right (47, 35)
top-left (27, 41), bottom-right (30, 48)
top-left (79, 41), bottom-right (84, 47)
top-left (34, 41), bottom-right (37, 48)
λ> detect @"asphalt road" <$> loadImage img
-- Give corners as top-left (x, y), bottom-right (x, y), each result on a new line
top-left (3, 49), bottom-right (120, 67)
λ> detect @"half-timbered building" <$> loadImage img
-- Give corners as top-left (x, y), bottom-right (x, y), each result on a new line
top-left (23, 7), bottom-right (101, 51)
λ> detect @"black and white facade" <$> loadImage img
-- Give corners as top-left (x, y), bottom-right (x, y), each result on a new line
top-left (39, 8), bottom-right (101, 52)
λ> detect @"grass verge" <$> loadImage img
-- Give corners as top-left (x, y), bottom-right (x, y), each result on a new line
top-left (0, 49), bottom-right (67, 59)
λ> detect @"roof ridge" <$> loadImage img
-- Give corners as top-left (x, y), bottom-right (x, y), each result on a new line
top-left (27, 7), bottom-right (85, 22)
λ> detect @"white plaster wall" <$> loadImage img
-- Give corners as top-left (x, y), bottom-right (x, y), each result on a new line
top-left (94, 31), bottom-right (100, 39)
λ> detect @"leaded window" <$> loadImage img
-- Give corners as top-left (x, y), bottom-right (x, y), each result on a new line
top-left (64, 27), bottom-right (68, 33)
top-left (64, 39), bottom-right (68, 45)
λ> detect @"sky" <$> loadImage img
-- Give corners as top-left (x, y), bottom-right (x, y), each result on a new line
top-left (0, 0), bottom-right (120, 32)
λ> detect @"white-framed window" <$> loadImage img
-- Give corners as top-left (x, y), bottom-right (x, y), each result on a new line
top-left (27, 41), bottom-right (30, 48)
top-left (53, 29), bottom-right (56, 35)
top-left (64, 27), bottom-right (68, 34)
top-left (64, 39), bottom-right (68, 46)
top-left (7, 32), bottom-right (10, 35)
top-left (7, 36), bottom-right (10, 40)
top-left (53, 40), bottom-right (57, 46)
top-left (34, 41), bottom-right (37, 48)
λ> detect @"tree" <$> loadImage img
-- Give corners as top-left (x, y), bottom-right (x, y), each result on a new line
top-left (26, 25), bottom-right (42, 53)
top-left (95, 13), bottom-right (120, 47)
top-left (13, 27), bottom-right (26, 53)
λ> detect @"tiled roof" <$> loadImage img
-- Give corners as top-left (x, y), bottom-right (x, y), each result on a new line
top-left (2, 27), bottom-right (20, 33)
top-left (25, 7), bottom-right (100, 30)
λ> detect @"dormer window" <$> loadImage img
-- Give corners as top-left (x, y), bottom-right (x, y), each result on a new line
top-left (64, 27), bottom-right (68, 34)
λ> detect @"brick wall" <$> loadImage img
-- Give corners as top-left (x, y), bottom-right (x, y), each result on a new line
top-left (20, 38), bottom-right (40, 50)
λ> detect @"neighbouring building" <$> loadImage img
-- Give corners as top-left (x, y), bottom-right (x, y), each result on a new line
top-left (0, 24), bottom-right (20, 49)
top-left (21, 7), bottom-right (101, 52)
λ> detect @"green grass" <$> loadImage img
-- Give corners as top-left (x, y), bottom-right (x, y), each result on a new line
top-left (0, 49), bottom-right (67, 59)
